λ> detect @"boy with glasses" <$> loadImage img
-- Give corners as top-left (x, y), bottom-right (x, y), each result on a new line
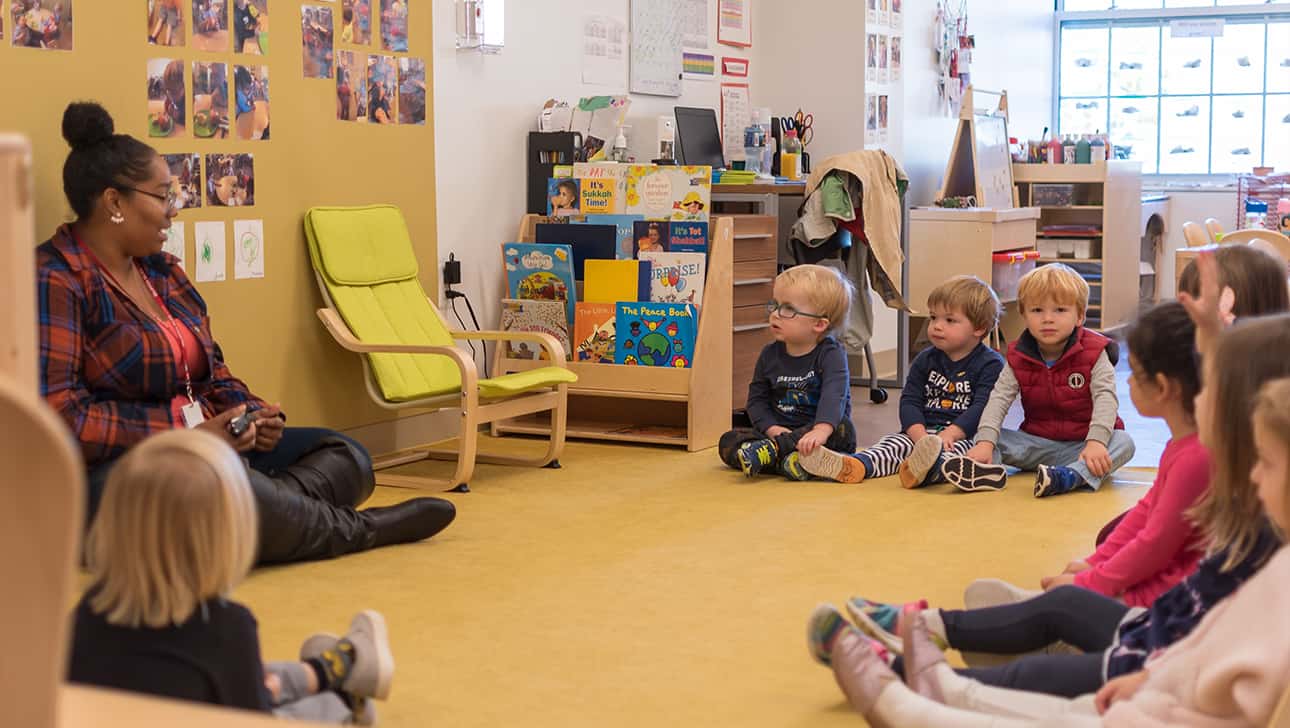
top-left (718, 264), bottom-right (857, 480)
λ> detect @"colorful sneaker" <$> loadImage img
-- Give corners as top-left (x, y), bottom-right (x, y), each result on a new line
top-left (898, 436), bottom-right (944, 489)
top-left (779, 452), bottom-right (811, 481)
top-left (798, 447), bottom-right (867, 483)
top-left (942, 455), bottom-right (1008, 492)
top-left (807, 604), bottom-right (892, 668)
top-left (844, 596), bottom-right (931, 655)
top-left (736, 438), bottom-right (778, 477)
top-left (1034, 464), bottom-right (1084, 497)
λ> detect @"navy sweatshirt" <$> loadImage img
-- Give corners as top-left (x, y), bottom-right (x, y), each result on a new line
top-left (899, 342), bottom-right (1005, 437)
top-left (746, 336), bottom-right (852, 432)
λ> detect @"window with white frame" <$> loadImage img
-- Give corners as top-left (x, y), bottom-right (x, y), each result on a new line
top-left (1057, 2), bottom-right (1290, 174)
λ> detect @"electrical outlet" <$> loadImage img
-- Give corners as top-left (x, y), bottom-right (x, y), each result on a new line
top-left (444, 256), bottom-right (462, 286)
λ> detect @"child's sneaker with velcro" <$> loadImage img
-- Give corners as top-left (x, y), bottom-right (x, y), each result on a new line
top-left (941, 455), bottom-right (1008, 492)
top-left (736, 438), bottom-right (778, 477)
top-left (1034, 464), bottom-right (1084, 498)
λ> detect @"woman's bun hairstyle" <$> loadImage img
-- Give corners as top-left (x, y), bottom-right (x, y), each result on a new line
top-left (62, 102), bottom-right (116, 150)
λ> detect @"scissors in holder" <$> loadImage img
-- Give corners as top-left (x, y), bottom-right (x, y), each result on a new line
top-left (793, 109), bottom-right (815, 147)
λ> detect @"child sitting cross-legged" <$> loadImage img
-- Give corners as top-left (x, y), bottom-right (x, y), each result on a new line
top-left (718, 264), bottom-right (857, 481)
top-left (68, 429), bottom-right (395, 724)
top-left (942, 263), bottom-right (1136, 496)
top-left (795, 275), bottom-right (1004, 488)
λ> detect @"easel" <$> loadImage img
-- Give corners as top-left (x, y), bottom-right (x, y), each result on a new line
top-left (938, 86), bottom-right (1016, 209)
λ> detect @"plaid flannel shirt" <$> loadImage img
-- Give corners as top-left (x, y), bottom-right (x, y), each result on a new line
top-left (37, 225), bottom-right (266, 467)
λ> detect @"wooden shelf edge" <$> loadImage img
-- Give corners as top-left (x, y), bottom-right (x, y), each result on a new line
top-left (495, 420), bottom-right (690, 447)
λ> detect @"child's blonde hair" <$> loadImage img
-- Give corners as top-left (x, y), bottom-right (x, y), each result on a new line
top-left (1189, 314), bottom-right (1290, 571)
top-left (775, 264), bottom-right (854, 335)
top-left (926, 275), bottom-right (1002, 333)
top-left (87, 429), bottom-right (258, 629)
top-left (1016, 263), bottom-right (1090, 317)
top-left (1254, 377), bottom-right (1290, 527)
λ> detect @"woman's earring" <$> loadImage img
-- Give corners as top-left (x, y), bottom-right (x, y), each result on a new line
top-left (110, 212), bottom-right (125, 224)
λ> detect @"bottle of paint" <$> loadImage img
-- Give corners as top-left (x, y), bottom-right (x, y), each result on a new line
top-left (1089, 133), bottom-right (1105, 163)
top-left (1075, 134), bottom-right (1092, 164)
top-left (781, 130), bottom-right (802, 180)
top-left (1062, 135), bottom-right (1076, 164)
top-left (1046, 135), bottom-right (1063, 164)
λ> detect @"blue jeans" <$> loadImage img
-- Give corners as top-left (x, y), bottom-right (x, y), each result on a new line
top-left (994, 428), bottom-right (1136, 490)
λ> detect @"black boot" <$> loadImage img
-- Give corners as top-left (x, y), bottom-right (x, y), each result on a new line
top-left (269, 435), bottom-right (376, 508)
top-left (363, 498), bottom-right (457, 548)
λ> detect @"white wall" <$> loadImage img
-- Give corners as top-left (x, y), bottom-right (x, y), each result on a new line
top-left (1143, 186), bottom-right (1240, 297)
top-left (432, 0), bottom-right (751, 369)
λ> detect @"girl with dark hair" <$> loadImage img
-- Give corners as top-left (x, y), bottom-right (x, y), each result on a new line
top-left (36, 101), bottom-right (456, 564)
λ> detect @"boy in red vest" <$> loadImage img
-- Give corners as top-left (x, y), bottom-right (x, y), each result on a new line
top-left (941, 264), bottom-right (1135, 496)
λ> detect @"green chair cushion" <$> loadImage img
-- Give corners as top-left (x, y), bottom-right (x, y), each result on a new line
top-left (479, 367), bottom-right (579, 400)
top-left (307, 205), bottom-right (420, 286)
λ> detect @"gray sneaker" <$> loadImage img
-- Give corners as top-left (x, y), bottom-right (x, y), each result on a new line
top-left (301, 611), bottom-right (395, 701)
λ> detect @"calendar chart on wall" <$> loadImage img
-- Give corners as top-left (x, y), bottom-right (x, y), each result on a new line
top-left (630, 0), bottom-right (685, 97)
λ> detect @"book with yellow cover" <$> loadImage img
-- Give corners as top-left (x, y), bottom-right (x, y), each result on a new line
top-left (583, 259), bottom-right (645, 304)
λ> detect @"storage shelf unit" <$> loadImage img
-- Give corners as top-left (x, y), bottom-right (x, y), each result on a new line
top-left (1013, 161), bottom-right (1142, 331)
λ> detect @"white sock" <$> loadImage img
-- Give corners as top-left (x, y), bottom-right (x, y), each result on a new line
top-left (919, 608), bottom-right (948, 643)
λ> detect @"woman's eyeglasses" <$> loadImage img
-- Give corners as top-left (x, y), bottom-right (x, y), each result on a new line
top-left (119, 186), bottom-right (180, 213)
top-left (766, 301), bottom-right (827, 320)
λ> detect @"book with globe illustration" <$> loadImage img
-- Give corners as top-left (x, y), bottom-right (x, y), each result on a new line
top-left (573, 302), bottom-right (616, 363)
top-left (638, 251), bottom-right (706, 309)
top-left (502, 243), bottom-right (576, 330)
top-left (499, 299), bottom-right (571, 361)
top-left (614, 302), bottom-right (697, 368)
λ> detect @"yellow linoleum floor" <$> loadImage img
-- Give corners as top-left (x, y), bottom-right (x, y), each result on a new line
top-left (234, 435), bottom-right (1147, 728)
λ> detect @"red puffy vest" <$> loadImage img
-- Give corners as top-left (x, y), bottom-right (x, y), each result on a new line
top-left (1006, 327), bottom-right (1125, 443)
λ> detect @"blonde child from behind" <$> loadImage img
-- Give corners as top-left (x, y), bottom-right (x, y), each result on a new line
top-left (942, 263), bottom-right (1135, 496)
top-left (796, 275), bottom-right (1004, 487)
top-left (718, 264), bottom-right (857, 480)
top-left (68, 429), bottom-right (395, 724)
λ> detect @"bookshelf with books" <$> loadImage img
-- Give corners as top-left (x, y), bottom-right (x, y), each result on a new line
top-left (491, 215), bottom-right (733, 451)
top-left (1012, 160), bottom-right (1142, 331)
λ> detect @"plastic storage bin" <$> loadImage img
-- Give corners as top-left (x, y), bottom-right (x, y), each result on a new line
top-left (1037, 239), bottom-right (1060, 258)
top-left (1032, 184), bottom-right (1075, 207)
top-left (991, 249), bottom-right (1041, 302)
top-left (1071, 239), bottom-right (1096, 259)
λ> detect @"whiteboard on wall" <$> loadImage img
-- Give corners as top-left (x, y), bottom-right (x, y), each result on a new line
top-left (630, 0), bottom-right (685, 97)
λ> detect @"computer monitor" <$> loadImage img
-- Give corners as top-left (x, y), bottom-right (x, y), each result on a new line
top-left (674, 106), bottom-right (726, 170)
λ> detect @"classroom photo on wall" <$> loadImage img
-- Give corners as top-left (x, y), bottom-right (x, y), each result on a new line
top-left (192, 0), bottom-right (227, 51)
top-left (10, 0), bottom-right (72, 50)
top-left (336, 50), bottom-right (368, 121)
top-left (147, 59), bottom-right (187, 138)
top-left (206, 153), bottom-right (254, 206)
top-left (233, 0), bottom-right (267, 54)
top-left (192, 61), bottom-right (229, 139)
top-left (148, 0), bottom-right (185, 46)
top-left (302, 4), bottom-right (334, 79)
top-left (234, 64), bottom-right (270, 139)
top-left (164, 153), bottom-right (202, 211)
top-left (367, 54), bottom-right (397, 124)
top-left (398, 56), bottom-right (425, 125)
top-left (341, 0), bottom-right (370, 45)
top-left (379, 0), bottom-right (407, 52)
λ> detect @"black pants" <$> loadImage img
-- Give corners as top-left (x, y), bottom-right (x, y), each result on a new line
top-left (718, 419), bottom-right (857, 470)
top-left (893, 586), bottom-right (1129, 698)
top-left (87, 427), bottom-right (453, 565)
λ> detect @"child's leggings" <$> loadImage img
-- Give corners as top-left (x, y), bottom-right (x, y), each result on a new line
top-left (718, 420), bottom-right (857, 469)
top-left (266, 662), bottom-right (355, 723)
top-left (853, 433), bottom-right (974, 479)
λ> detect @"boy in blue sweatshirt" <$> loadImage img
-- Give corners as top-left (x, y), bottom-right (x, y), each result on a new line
top-left (797, 276), bottom-right (1004, 487)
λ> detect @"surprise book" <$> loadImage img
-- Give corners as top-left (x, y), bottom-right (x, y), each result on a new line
top-left (638, 251), bottom-right (706, 308)
top-left (614, 302), bottom-right (697, 368)
top-left (498, 299), bottom-right (570, 361)
top-left (502, 243), bottom-right (576, 328)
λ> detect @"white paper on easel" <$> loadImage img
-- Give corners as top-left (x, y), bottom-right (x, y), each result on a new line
top-left (194, 221), bottom-right (226, 283)
top-left (162, 222), bottom-right (186, 271)
top-left (233, 219), bottom-right (265, 280)
top-left (581, 15), bottom-right (628, 87)
top-left (720, 83), bottom-right (750, 164)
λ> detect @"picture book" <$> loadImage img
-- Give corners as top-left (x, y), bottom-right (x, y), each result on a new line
top-left (573, 302), bottom-right (617, 363)
top-left (577, 214), bottom-right (643, 259)
top-left (579, 177), bottom-right (619, 215)
top-left (669, 221), bottom-right (708, 253)
top-left (632, 220), bottom-right (671, 257)
top-left (502, 243), bottom-right (576, 329)
top-left (624, 165), bottom-right (712, 222)
top-left (499, 299), bottom-right (570, 361)
top-left (584, 259), bottom-right (642, 304)
top-left (638, 252), bottom-right (706, 308)
top-left (547, 177), bottom-right (580, 217)
top-left (534, 223), bottom-right (617, 280)
top-left (614, 302), bottom-right (698, 368)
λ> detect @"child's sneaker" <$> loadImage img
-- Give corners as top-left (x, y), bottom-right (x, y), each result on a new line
top-left (1034, 464), bottom-right (1084, 498)
top-left (797, 446), bottom-right (866, 483)
top-left (898, 436), bottom-right (944, 489)
top-left (807, 604), bottom-right (892, 667)
top-left (736, 438), bottom-right (778, 477)
top-left (778, 452), bottom-right (811, 481)
top-left (844, 596), bottom-right (933, 655)
top-left (299, 610), bottom-right (394, 701)
top-left (941, 455), bottom-right (1008, 492)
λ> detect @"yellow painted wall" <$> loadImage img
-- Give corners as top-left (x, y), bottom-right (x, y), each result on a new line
top-left (0, 2), bottom-right (436, 430)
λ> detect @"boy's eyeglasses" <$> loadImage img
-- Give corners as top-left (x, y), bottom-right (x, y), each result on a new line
top-left (766, 301), bottom-right (827, 320)
top-left (119, 186), bottom-right (180, 213)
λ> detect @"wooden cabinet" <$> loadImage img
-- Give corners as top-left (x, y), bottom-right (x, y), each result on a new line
top-left (908, 207), bottom-right (1040, 312)
top-left (728, 214), bottom-right (777, 410)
